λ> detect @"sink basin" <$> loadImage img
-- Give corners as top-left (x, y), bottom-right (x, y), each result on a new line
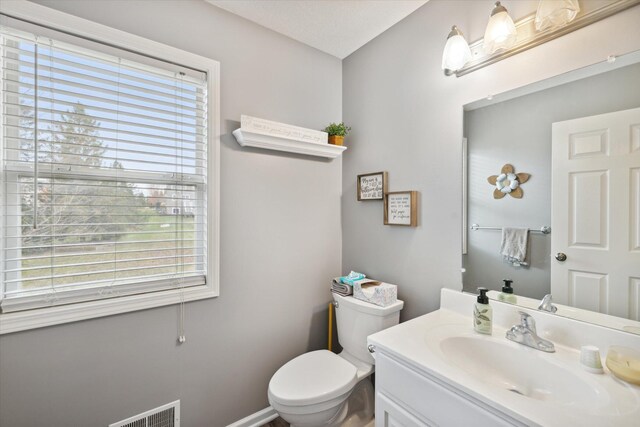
top-left (420, 323), bottom-right (640, 419)
top-left (439, 336), bottom-right (597, 404)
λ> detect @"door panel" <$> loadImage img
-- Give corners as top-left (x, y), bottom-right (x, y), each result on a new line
top-left (568, 170), bottom-right (608, 247)
top-left (568, 270), bottom-right (608, 312)
top-left (569, 129), bottom-right (609, 158)
top-left (632, 124), bottom-right (640, 152)
top-left (630, 278), bottom-right (640, 321)
top-left (632, 168), bottom-right (640, 251)
top-left (552, 107), bottom-right (640, 319)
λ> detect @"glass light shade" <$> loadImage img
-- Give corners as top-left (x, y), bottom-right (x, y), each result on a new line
top-left (483, 3), bottom-right (518, 54)
top-left (535, 0), bottom-right (580, 32)
top-left (441, 28), bottom-right (472, 71)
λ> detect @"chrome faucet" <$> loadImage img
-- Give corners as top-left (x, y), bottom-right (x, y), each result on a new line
top-left (506, 311), bottom-right (555, 353)
top-left (538, 294), bottom-right (558, 313)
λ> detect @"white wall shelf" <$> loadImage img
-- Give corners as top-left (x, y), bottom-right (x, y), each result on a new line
top-left (232, 115), bottom-right (346, 159)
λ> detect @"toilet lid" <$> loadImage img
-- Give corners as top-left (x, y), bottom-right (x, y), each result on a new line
top-left (268, 350), bottom-right (358, 406)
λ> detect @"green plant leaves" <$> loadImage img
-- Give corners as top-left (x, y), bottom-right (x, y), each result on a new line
top-left (323, 122), bottom-right (351, 136)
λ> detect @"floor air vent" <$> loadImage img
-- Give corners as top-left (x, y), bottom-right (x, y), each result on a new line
top-left (109, 400), bottom-right (180, 427)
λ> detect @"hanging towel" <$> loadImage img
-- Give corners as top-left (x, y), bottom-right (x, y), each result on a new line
top-left (501, 227), bottom-right (529, 267)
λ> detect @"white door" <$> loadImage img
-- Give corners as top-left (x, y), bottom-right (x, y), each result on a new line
top-left (551, 107), bottom-right (640, 320)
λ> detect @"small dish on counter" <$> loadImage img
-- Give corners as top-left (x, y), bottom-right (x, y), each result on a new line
top-left (606, 346), bottom-right (640, 385)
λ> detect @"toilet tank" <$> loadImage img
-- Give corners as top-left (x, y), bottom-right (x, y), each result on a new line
top-left (333, 293), bottom-right (404, 364)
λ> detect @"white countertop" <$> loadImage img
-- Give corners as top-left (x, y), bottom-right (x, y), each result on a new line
top-left (368, 289), bottom-right (640, 427)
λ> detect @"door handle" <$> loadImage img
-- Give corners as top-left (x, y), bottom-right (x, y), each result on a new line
top-left (555, 252), bottom-right (567, 262)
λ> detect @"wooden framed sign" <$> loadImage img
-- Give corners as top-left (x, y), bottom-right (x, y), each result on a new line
top-left (357, 171), bottom-right (387, 201)
top-left (384, 191), bottom-right (418, 227)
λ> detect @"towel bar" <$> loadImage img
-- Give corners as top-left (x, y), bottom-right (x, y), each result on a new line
top-left (470, 223), bottom-right (551, 234)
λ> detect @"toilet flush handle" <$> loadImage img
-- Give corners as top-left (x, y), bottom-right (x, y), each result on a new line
top-left (368, 345), bottom-right (376, 353)
top-left (332, 301), bottom-right (339, 309)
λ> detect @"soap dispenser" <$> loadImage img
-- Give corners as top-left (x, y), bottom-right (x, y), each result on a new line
top-left (474, 287), bottom-right (492, 335)
top-left (498, 279), bottom-right (517, 304)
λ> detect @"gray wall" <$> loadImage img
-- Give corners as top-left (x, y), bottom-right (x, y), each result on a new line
top-left (463, 63), bottom-right (640, 299)
top-left (0, 1), bottom-right (342, 426)
top-left (342, 0), bottom-right (640, 321)
top-left (2, 0), bottom-right (640, 426)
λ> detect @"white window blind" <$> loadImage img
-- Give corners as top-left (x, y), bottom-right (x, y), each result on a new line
top-left (1, 27), bottom-right (209, 312)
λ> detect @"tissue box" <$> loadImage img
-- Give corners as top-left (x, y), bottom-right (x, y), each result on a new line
top-left (353, 279), bottom-right (397, 307)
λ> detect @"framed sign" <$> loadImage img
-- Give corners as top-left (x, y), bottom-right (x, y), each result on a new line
top-left (384, 191), bottom-right (418, 227)
top-left (357, 171), bottom-right (387, 201)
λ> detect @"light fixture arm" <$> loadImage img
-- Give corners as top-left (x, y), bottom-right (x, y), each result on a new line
top-left (490, 1), bottom-right (508, 17)
top-left (447, 25), bottom-right (464, 39)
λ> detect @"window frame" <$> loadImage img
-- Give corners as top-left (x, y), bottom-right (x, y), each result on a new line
top-left (0, 1), bottom-right (220, 334)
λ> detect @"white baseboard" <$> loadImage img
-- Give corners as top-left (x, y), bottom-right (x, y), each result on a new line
top-left (227, 406), bottom-right (278, 427)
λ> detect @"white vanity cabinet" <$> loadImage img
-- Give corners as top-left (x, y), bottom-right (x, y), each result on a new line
top-left (374, 352), bottom-right (521, 427)
top-left (369, 289), bottom-right (640, 427)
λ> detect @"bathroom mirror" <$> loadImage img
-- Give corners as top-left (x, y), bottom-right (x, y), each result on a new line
top-left (462, 49), bottom-right (640, 333)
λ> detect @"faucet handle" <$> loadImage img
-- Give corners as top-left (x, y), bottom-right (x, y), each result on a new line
top-left (518, 311), bottom-right (537, 333)
top-left (538, 294), bottom-right (558, 313)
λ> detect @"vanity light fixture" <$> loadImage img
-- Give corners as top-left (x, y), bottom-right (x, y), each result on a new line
top-left (535, 0), bottom-right (581, 32)
top-left (441, 25), bottom-right (472, 72)
top-left (483, 1), bottom-right (518, 54)
top-left (442, 0), bottom-right (640, 77)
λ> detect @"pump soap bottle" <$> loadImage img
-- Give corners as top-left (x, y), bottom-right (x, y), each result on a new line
top-left (498, 279), bottom-right (517, 304)
top-left (474, 287), bottom-right (492, 335)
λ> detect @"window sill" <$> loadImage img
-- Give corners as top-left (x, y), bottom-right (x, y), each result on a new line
top-left (0, 284), bottom-right (217, 335)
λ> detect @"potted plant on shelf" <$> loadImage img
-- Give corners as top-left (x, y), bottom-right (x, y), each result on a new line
top-left (323, 122), bottom-right (351, 146)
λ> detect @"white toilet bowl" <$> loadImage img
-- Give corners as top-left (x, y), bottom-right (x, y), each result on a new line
top-left (268, 350), bottom-right (374, 427)
top-left (268, 294), bottom-right (404, 427)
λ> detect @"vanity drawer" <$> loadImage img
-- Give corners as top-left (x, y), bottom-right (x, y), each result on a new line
top-left (375, 352), bottom-right (522, 427)
top-left (376, 392), bottom-right (429, 427)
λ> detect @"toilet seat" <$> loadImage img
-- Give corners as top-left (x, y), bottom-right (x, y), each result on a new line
top-left (268, 350), bottom-right (357, 407)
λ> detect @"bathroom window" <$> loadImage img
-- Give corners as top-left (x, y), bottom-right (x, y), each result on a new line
top-left (0, 13), bottom-right (219, 333)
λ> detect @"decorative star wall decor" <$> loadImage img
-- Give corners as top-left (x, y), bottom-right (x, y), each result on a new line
top-left (487, 164), bottom-right (530, 199)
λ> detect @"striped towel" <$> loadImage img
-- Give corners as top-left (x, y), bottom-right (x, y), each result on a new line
top-left (331, 278), bottom-right (352, 296)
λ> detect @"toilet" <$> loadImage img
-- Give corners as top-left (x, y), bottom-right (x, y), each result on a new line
top-left (268, 293), bottom-right (404, 427)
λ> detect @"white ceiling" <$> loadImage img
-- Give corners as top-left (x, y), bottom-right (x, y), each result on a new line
top-left (205, 0), bottom-right (428, 59)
